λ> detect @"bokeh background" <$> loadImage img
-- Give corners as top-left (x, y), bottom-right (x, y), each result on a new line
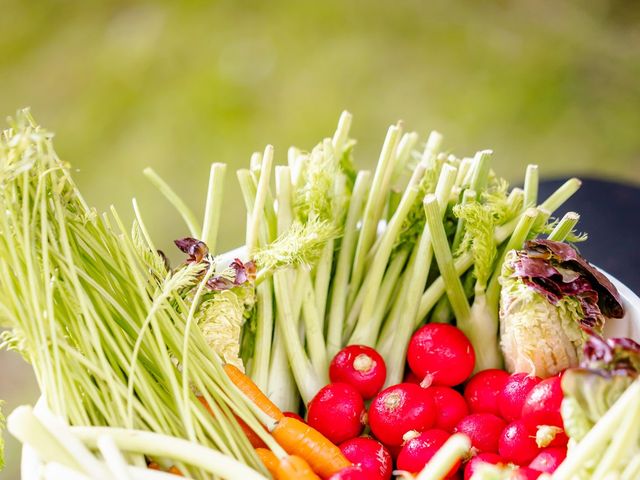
top-left (1, 1), bottom-right (640, 477)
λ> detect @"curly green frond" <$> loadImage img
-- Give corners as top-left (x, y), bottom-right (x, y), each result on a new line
top-left (132, 222), bottom-right (169, 281)
top-left (393, 164), bottom-right (439, 251)
top-left (453, 201), bottom-right (497, 289)
top-left (254, 218), bottom-right (340, 272)
top-left (295, 139), bottom-right (349, 224)
top-left (482, 177), bottom-right (520, 223)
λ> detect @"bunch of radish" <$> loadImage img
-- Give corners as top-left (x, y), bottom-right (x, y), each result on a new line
top-left (302, 323), bottom-right (569, 479)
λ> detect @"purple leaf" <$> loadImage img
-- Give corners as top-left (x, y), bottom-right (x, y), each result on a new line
top-left (174, 237), bottom-right (209, 263)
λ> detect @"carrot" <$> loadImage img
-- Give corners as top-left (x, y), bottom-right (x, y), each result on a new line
top-left (167, 466), bottom-right (184, 476)
top-left (270, 416), bottom-right (351, 479)
top-left (224, 364), bottom-right (284, 420)
top-left (274, 455), bottom-right (321, 480)
top-left (197, 394), bottom-right (267, 448)
top-left (255, 447), bottom-right (279, 477)
top-left (148, 462), bottom-right (183, 476)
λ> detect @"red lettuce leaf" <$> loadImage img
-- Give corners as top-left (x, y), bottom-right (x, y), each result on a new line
top-left (174, 237), bottom-right (256, 291)
top-left (174, 237), bottom-right (209, 263)
top-left (524, 239), bottom-right (624, 319)
top-left (581, 330), bottom-right (640, 376)
top-left (509, 239), bottom-right (625, 330)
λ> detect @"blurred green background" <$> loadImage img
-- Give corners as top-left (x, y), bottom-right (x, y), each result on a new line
top-left (1, 0), bottom-right (640, 477)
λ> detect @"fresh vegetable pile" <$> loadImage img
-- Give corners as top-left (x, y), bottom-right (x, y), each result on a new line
top-left (0, 109), bottom-right (637, 480)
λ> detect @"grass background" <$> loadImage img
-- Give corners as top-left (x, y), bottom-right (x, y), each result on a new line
top-left (1, 1), bottom-right (640, 477)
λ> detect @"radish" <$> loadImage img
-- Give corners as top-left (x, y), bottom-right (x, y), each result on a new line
top-left (327, 465), bottom-right (368, 480)
top-left (339, 437), bottom-right (392, 480)
top-left (306, 383), bottom-right (365, 444)
top-left (368, 383), bottom-right (435, 446)
top-left (463, 452), bottom-right (505, 480)
top-left (427, 386), bottom-right (469, 432)
top-left (397, 429), bottom-right (460, 476)
top-left (498, 419), bottom-right (541, 465)
top-left (536, 425), bottom-right (567, 448)
top-left (407, 324), bottom-right (475, 387)
top-left (511, 466), bottom-right (541, 479)
top-left (498, 373), bottom-right (542, 421)
top-left (454, 413), bottom-right (506, 453)
top-left (463, 369), bottom-right (509, 416)
top-left (283, 411), bottom-right (304, 422)
top-left (521, 376), bottom-right (564, 427)
top-left (330, 345), bottom-right (387, 399)
top-left (528, 447), bottom-right (566, 473)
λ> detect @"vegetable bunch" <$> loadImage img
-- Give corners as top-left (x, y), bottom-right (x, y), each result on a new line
top-left (214, 112), bottom-right (584, 408)
top-left (0, 109), bottom-right (616, 480)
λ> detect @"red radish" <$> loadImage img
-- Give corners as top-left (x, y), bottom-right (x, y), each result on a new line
top-left (330, 345), bottom-right (387, 399)
top-left (498, 419), bottom-right (541, 465)
top-left (511, 466), bottom-right (541, 479)
top-left (368, 383), bottom-right (435, 446)
top-left (397, 429), bottom-right (460, 476)
top-left (499, 373), bottom-right (542, 421)
top-left (307, 383), bottom-right (365, 444)
top-left (454, 413), bottom-right (506, 453)
top-left (463, 452), bottom-right (505, 480)
top-left (528, 447), bottom-right (566, 473)
top-left (407, 324), bottom-right (475, 387)
top-left (521, 376), bottom-right (564, 427)
top-left (427, 386), bottom-right (469, 432)
top-left (283, 411), bottom-right (304, 422)
top-left (464, 369), bottom-right (509, 416)
top-left (339, 437), bottom-right (392, 480)
top-left (521, 418), bottom-right (568, 448)
top-left (327, 465), bottom-right (368, 480)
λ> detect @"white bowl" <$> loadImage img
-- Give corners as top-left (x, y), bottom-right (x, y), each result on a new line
top-left (19, 273), bottom-right (640, 479)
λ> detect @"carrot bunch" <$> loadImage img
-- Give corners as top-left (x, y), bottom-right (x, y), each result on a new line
top-left (220, 364), bottom-right (351, 479)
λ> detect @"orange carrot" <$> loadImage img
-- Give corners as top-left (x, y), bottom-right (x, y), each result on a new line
top-left (197, 394), bottom-right (267, 448)
top-left (270, 416), bottom-right (351, 479)
top-left (274, 455), bottom-right (321, 480)
top-left (167, 466), bottom-right (184, 476)
top-left (255, 447), bottom-right (279, 477)
top-left (224, 364), bottom-right (284, 420)
top-left (147, 461), bottom-right (161, 470)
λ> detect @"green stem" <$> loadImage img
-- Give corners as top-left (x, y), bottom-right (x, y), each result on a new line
top-left (424, 193), bottom-right (473, 326)
top-left (591, 392), bottom-right (640, 478)
top-left (415, 434), bottom-right (471, 480)
top-left (547, 212), bottom-right (580, 241)
top-left (273, 270), bottom-right (324, 404)
top-left (72, 426), bottom-right (269, 480)
top-left (143, 168), bottom-right (201, 238)
top-left (348, 125), bottom-right (401, 308)
top-left (247, 146), bottom-right (274, 253)
top-left (485, 207), bottom-right (539, 316)
top-left (201, 163), bottom-right (226, 251)
top-left (326, 171), bottom-right (372, 355)
top-left (331, 110), bottom-right (352, 154)
top-left (470, 150), bottom-right (492, 193)
top-left (250, 279), bottom-right (273, 392)
top-left (523, 164), bottom-right (539, 208)
top-left (348, 163), bottom-right (426, 346)
top-left (553, 380), bottom-right (640, 480)
top-left (300, 271), bottom-right (329, 379)
top-left (539, 177), bottom-right (581, 212)
top-left (313, 239), bottom-right (334, 327)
